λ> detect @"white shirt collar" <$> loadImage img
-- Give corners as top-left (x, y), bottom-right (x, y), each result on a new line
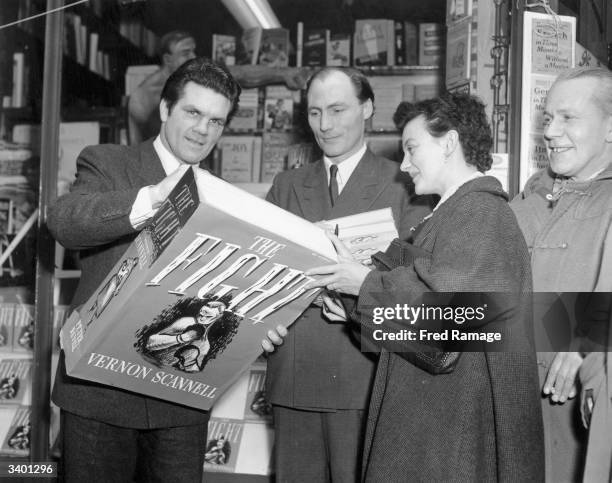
top-left (153, 135), bottom-right (182, 176)
top-left (434, 171), bottom-right (484, 211)
top-left (323, 143), bottom-right (367, 194)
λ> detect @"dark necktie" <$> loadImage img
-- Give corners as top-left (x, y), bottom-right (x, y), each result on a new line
top-left (329, 164), bottom-right (339, 206)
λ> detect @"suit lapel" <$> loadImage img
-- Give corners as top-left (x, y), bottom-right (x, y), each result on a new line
top-left (293, 160), bottom-right (332, 222)
top-left (331, 150), bottom-right (389, 217)
top-left (137, 139), bottom-right (166, 186)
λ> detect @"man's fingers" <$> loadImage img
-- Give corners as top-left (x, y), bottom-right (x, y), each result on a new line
top-left (543, 352), bottom-right (563, 395)
top-left (267, 329), bottom-right (283, 346)
top-left (544, 352), bottom-right (582, 403)
top-left (261, 338), bottom-right (274, 353)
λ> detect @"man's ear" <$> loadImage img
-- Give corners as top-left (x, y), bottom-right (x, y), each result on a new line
top-left (162, 52), bottom-right (172, 68)
top-left (362, 99), bottom-right (374, 120)
top-left (159, 99), bottom-right (169, 123)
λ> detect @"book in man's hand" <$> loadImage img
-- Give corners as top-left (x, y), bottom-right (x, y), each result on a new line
top-left (60, 168), bottom-right (336, 411)
top-left (326, 207), bottom-right (399, 265)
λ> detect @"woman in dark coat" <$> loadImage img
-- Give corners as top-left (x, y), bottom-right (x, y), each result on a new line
top-left (307, 93), bottom-right (544, 482)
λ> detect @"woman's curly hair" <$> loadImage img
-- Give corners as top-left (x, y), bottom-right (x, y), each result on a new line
top-left (393, 92), bottom-right (493, 172)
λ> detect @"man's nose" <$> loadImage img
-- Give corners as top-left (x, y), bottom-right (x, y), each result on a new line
top-left (319, 112), bottom-right (333, 131)
top-left (193, 118), bottom-right (209, 134)
top-left (543, 118), bottom-right (561, 140)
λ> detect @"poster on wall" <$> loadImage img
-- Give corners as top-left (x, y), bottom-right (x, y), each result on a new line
top-left (519, 12), bottom-right (575, 189)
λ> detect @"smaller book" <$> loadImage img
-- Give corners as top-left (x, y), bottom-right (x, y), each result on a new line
top-left (11, 53), bottom-right (25, 108)
top-left (445, 18), bottom-right (471, 89)
top-left (264, 86), bottom-right (294, 131)
top-left (0, 358), bottom-right (32, 405)
top-left (0, 406), bottom-right (30, 456)
top-left (208, 362), bottom-right (270, 422)
top-left (11, 304), bottom-right (34, 353)
top-left (418, 23), bottom-right (444, 67)
top-left (327, 33), bottom-right (351, 66)
top-left (303, 28), bottom-right (329, 67)
top-left (237, 27), bottom-right (262, 65)
top-left (296, 22), bottom-right (304, 67)
top-left (227, 88), bottom-right (260, 132)
top-left (394, 21), bottom-right (405, 65)
top-left (204, 418), bottom-right (244, 472)
top-left (243, 366), bottom-right (271, 422)
top-left (220, 136), bottom-right (256, 183)
top-left (353, 19), bottom-right (394, 66)
top-left (258, 28), bottom-right (290, 67)
top-left (0, 304), bottom-right (14, 351)
top-left (204, 418), bottom-right (274, 475)
top-left (212, 34), bottom-right (236, 66)
top-left (403, 22), bottom-right (418, 65)
top-left (88, 32), bottom-right (99, 74)
top-left (327, 208), bottom-right (399, 265)
top-left (260, 131), bottom-right (299, 183)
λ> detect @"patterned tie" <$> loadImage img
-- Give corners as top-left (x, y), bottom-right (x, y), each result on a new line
top-left (329, 164), bottom-right (339, 206)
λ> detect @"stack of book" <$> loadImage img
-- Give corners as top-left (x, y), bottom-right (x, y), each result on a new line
top-left (204, 359), bottom-right (274, 475)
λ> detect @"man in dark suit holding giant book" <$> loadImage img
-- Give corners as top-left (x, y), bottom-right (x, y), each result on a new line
top-left (47, 58), bottom-right (241, 482)
top-left (265, 67), bottom-right (431, 482)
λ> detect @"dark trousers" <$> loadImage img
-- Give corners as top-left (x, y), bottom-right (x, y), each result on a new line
top-left (273, 405), bottom-right (366, 483)
top-left (60, 410), bottom-right (208, 483)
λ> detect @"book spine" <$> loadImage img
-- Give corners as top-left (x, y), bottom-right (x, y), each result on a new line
top-left (296, 22), bottom-right (303, 67)
top-left (394, 21), bottom-right (405, 65)
top-left (88, 32), bottom-right (99, 74)
top-left (386, 20), bottom-right (395, 66)
top-left (11, 53), bottom-right (25, 108)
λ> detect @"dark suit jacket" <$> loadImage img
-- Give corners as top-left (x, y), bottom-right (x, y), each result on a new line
top-left (265, 149), bottom-right (431, 410)
top-left (47, 140), bottom-right (209, 429)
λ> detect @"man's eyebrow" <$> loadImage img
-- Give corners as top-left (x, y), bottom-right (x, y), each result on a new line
top-left (181, 104), bottom-right (201, 112)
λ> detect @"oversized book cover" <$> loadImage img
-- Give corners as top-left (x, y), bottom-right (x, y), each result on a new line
top-left (60, 169), bottom-right (335, 411)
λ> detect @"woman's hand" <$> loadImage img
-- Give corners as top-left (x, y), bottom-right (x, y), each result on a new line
top-left (306, 233), bottom-right (370, 296)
